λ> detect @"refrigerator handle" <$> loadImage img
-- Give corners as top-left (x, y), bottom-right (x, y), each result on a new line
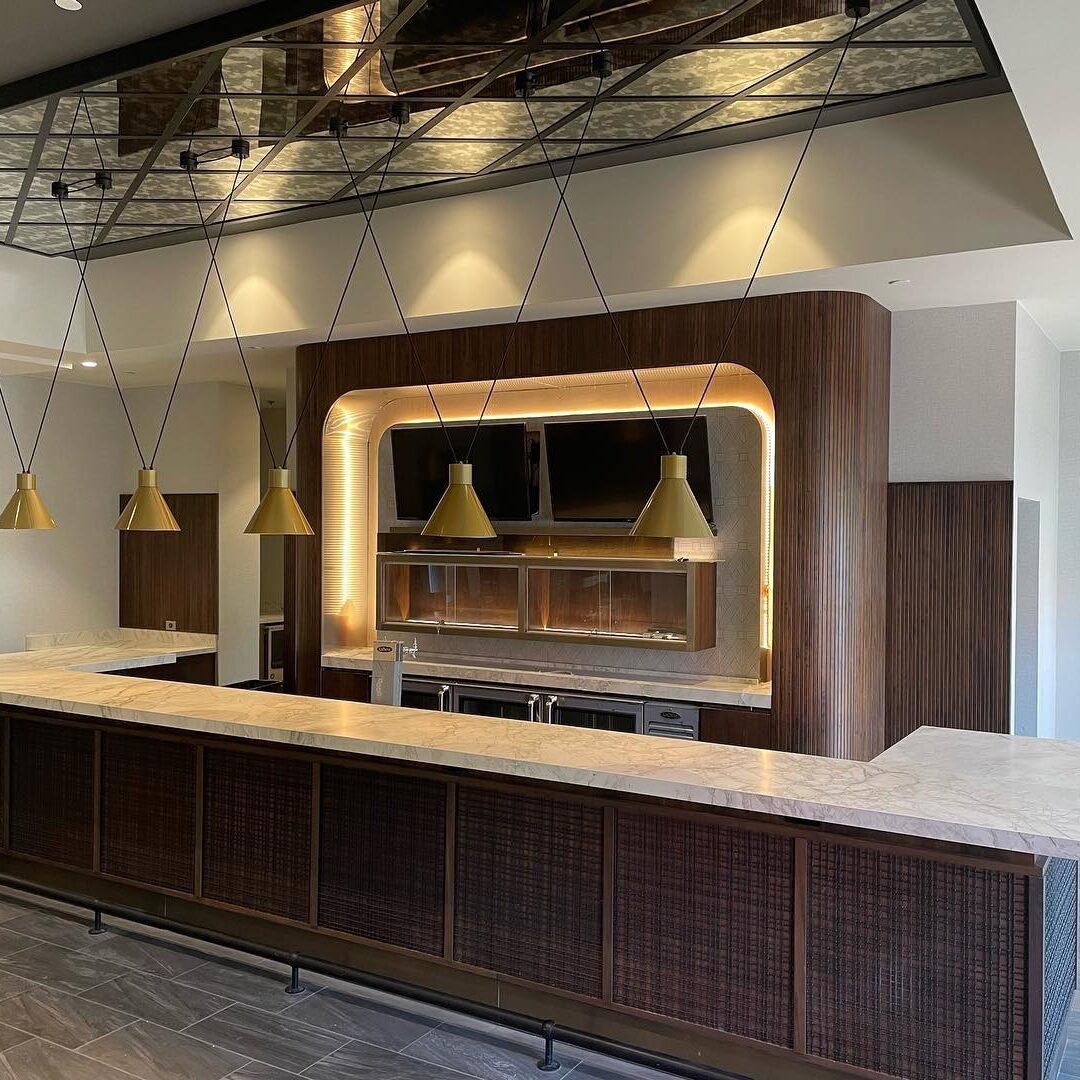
top-left (545, 695), bottom-right (558, 724)
top-left (437, 685), bottom-right (451, 712)
top-left (527, 694), bottom-right (541, 723)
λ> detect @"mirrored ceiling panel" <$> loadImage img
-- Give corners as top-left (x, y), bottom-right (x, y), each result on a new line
top-left (0, 0), bottom-right (1002, 257)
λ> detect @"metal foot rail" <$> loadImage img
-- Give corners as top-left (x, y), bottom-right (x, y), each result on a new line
top-left (0, 872), bottom-right (744, 1080)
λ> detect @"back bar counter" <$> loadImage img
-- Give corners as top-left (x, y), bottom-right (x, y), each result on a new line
top-left (0, 659), bottom-right (1076, 1080)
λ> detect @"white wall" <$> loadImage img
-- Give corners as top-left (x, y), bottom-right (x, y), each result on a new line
top-left (126, 382), bottom-right (261, 685)
top-left (890, 303), bottom-right (1017, 482)
top-left (1057, 352), bottom-right (1080, 740)
top-left (0, 376), bottom-right (127, 652)
top-left (1013, 306), bottom-right (1061, 737)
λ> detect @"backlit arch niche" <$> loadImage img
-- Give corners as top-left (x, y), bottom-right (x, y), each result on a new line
top-left (322, 363), bottom-right (774, 659)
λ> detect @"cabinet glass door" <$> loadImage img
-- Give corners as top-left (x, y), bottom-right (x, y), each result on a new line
top-left (546, 695), bottom-right (643, 733)
top-left (454, 686), bottom-right (539, 722)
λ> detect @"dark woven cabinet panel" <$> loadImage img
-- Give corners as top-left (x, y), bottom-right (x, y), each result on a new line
top-left (612, 811), bottom-right (794, 1044)
top-left (318, 766), bottom-right (446, 955)
top-left (100, 733), bottom-right (196, 893)
top-left (807, 842), bottom-right (1028, 1080)
top-left (8, 718), bottom-right (95, 868)
top-left (202, 748), bottom-right (312, 921)
top-left (1043, 859), bottom-right (1078, 1078)
top-left (454, 786), bottom-right (604, 997)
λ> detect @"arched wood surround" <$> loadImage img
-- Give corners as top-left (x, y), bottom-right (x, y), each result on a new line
top-left (289, 291), bottom-right (891, 759)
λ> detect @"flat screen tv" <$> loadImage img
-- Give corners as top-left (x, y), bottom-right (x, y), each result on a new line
top-left (546, 416), bottom-right (713, 523)
top-left (391, 422), bottom-right (537, 522)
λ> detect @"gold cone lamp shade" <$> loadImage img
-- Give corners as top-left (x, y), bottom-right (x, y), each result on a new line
top-left (0, 472), bottom-right (56, 530)
top-left (422, 462), bottom-right (497, 539)
top-left (245, 467), bottom-right (314, 536)
top-left (630, 454), bottom-right (713, 539)
top-left (116, 468), bottom-right (180, 532)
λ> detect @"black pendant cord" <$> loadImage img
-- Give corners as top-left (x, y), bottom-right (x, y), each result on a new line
top-left (520, 37), bottom-right (671, 454)
top-left (461, 47), bottom-right (606, 465)
top-left (0, 95), bottom-right (89, 474)
top-left (156, 153), bottom-right (245, 467)
top-left (184, 71), bottom-right (279, 469)
top-left (56, 97), bottom-right (147, 467)
top-left (676, 10), bottom-right (863, 453)
top-left (281, 117), bottom-right (405, 467)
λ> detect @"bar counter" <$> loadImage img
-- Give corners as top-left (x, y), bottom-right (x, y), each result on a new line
top-left (0, 641), bottom-right (1075, 1080)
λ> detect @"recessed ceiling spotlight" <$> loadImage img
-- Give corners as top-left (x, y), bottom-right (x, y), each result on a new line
top-left (888, 278), bottom-right (912, 287)
top-left (80, 360), bottom-right (98, 368)
top-left (55, 0), bottom-right (83, 10)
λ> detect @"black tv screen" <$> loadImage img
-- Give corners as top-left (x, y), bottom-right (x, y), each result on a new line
top-left (546, 416), bottom-right (712, 523)
top-left (392, 423), bottom-right (537, 521)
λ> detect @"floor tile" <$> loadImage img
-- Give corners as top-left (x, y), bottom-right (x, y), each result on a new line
top-left (0, 974), bottom-right (34, 1004)
top-left (0, 1038), bottom-right (138, 1080)
top-left (80, 930), bottom-right (209, 978)
top-left (0, 984), bottom-right (134, 1049)
top-left (278, 987), bottom-right (443, 1051)
top-left (184, 1003), bottom-right (347, 1073)
top-left (0, 1024), bottom-right (31, 1053)
top-left (0, 944), bottom-right (128, 995)
top-left (81, 1019), bottom-right (248, 1080)
top-left (3, 909), bottom-right (97, 952)
top-left (83, 970), bottom-right (231, 1030)
top-left (174, 958), bottom-right (316, 1012)
top-left (405, 1020), bottom-right (581, 1080)
top-left (572, 1055), bottom-right (687, 1080)
top-left (224, 1064), bottom-right (302, 1080)
top-left (0, 927), bottom-right (39, 959)
top-left (0, 899), bottom-right (34, 926)
top-left (304, 1039), bottom-right (468, 1080)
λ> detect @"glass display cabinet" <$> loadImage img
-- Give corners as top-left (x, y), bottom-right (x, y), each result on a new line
top-left (376, 553), bottom-right (716, 651)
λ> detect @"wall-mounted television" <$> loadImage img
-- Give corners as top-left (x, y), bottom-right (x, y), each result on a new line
top-left (391, 422), bottom-right (538, 522)
top-left (545, 416), bottom-right (713, 523)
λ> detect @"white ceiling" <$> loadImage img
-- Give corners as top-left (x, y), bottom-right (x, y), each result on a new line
top-left (0, 0), bottom-right (255, 86)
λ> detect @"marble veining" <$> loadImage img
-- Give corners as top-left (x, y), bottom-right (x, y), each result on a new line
top-left (322, 647), bottom-right (772, 709)
top-left (0, 639), bottom-right (1079, 858)
top-left (1, 629), bottom-right (217, 676)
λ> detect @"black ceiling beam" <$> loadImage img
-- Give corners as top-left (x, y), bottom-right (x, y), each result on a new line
top-left (472, 0), bottom-right (769, 180)
top-left (0, 0), bottom-right (368, 112)
top-left (953, 0), bottom-right (1003, 77)
top-left (4, 97), bottom-right (59, 246)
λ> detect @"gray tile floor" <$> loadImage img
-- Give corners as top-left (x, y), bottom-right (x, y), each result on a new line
top-left (1055, 1007), bottom-right (1080, 1080)
top-left (0, 887), bottom-right (680, 1080)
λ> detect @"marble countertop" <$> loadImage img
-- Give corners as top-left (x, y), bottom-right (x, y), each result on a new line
top-left (0, 635), bottom-right (1077, 858)
top-left (323, 647), bottom-right (772, 709)
top-left (1, 629), bottom-right (217, 675)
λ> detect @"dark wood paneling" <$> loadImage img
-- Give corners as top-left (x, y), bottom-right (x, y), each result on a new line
top-left (202, 747), bottom-right (312, 921)
top-left (454, 785), bottom-right (604, 997)
top-left (319, 667), bottom-right (371, 702)
top-left (121, 653), bottom-right (218, 685)
top-left (700, 706), bottom-right (774, 749)
top-left (100, 732), bottom-right (196, 892)
top-left (8, 718), bottom-right (95, 868)
top-left (318, 766), bottom-right (446, 955)
top-left (886, 481), bottom-right (1013, 747)
top-left (613, 810), bottom-right (794, 1045)
top-left (119, 492), bottom-right (219, 635)
top-left (806, 840), bottom-right (1027, 1080)
top-left (293, 293), bottom-right (891, 759)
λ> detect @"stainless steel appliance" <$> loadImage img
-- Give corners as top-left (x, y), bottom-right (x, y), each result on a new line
top-left (541, 693), bottom-right (644, 733)
top-left (261, 621), bottom-right (284, 683)
top-left (401, 677), bottom-right (452, 712)
top-left (452, 685), bottom-right (543, 722)
top-left (643, 701), bottom-right (700, 740)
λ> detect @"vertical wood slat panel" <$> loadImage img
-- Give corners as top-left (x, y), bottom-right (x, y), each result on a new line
top-left (8, 718), bottom-right (95, 869)
top-left (292, 292), bottom-right (891, 760)
top-left (454, 786), bottom-right (604, 996)
top-left (886, 481), bottom-right (1013, 747)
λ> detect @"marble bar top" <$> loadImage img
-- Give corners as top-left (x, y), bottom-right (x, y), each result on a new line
top-left (323, 647), bottom-right (772, 709)
top-left (0, 638), bottom-right (1077, 858)
top-left (0, 629), bottom-right (217, 675)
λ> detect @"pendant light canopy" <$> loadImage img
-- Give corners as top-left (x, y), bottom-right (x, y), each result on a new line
top-left (0, 473), bottom-right (56, 531)
top-left (630, 454), bottom-right (712, 539)
top-left (422, 463), bottom-right (497, 539)
top-left (116, 468), bottom-right (180, 532)
top-left (245, 468), bottom-right (314, 536)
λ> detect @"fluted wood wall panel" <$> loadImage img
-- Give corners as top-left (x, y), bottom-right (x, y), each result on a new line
top-left (886, 482), bottom-right (1012, 747)
top-left (292, 293), bottom-right (891, 759)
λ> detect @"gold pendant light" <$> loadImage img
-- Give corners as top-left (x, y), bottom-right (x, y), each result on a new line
top-left (245, 467), bottom-right (314, 536)
top-left (0, 472), bottom-right (56, 530)
top-left (116, 468), bottom-right (180, 532)
top-left (630, 454), bottom-right (712, 539)
top-left (422, 463), bottom-right (496, 539)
